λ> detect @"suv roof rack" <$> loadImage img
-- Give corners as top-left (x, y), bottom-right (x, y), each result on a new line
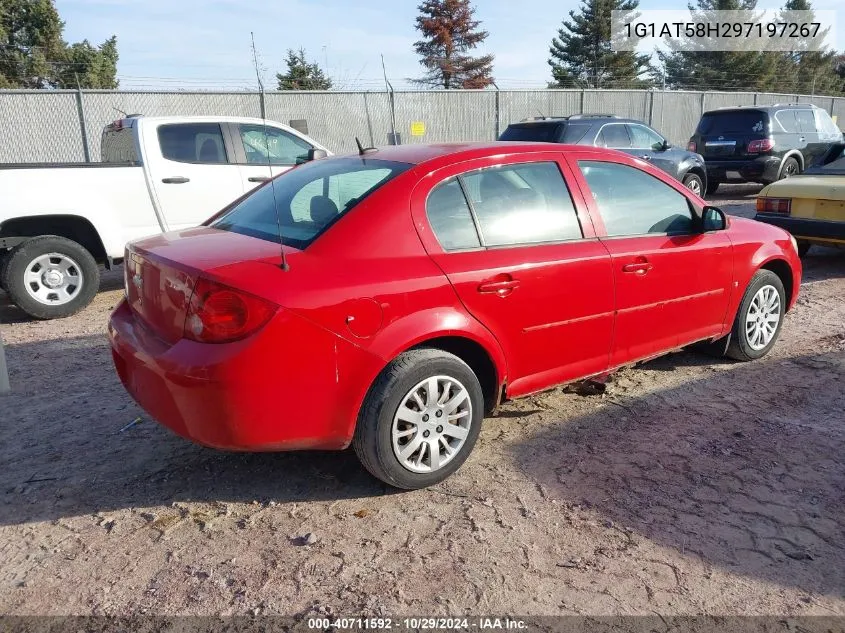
top-left (568, 113), bottom-right (619, 119)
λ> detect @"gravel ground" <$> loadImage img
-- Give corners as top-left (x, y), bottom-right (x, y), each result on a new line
top-left (1, 185), bottom-right (844, 617)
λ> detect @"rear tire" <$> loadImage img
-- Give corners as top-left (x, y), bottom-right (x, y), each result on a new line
top-left (779, 157), bottom-right (800, 180)
top-left (726, 270), bottom-right (786, 362)
top-left (2, 236), bottom-right (100, 320)
top-left (682, 172), bottom-right (704, 196)
top-left (705, 179), bottom-right (720, 195)
top-left (353, 348), bottom-right (484, 489)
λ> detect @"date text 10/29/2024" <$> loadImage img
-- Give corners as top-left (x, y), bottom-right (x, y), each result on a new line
top-left (307, 618), bottom-right (528, 630)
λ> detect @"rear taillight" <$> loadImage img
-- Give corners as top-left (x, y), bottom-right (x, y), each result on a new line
top-left (687, 141), bottom-right (697, 152)
top-left (756, 197), bottom-right (792, 215)
top-left (184, 277), bottom-right (277, 343)
top-left (747, 138), bottom-right (774, 154)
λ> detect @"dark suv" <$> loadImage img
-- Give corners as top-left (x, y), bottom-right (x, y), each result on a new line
top-left (499, 114), bottom-right (708, 195)
top-left (688, 104), bottom-right (843, 194)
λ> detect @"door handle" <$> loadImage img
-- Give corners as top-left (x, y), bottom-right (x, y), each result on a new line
top-left (248, 176), bottom-right (271, 183)
top-left (478, 278), bottom-right (520, 296)
top-left (162, 176), bottom-right (190, 184)
top-left (622, 262), bottom-right (653, 274)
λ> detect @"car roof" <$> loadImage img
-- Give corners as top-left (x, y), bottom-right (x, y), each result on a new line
top-left (507, 115), bottom-right (644, 126)
top-left (337, 142), bottom-right (612, 167)
top-left (704, 104), bottom-right (820, 115)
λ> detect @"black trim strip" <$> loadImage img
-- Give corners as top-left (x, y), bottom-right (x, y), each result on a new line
top-left (755, 214), bottom-right (845, 240)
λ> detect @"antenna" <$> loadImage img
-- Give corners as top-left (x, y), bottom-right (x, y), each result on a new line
top-left (355, 136), bottom-right (378, 156)
top-left (251, 32), bottom-right (289, 271)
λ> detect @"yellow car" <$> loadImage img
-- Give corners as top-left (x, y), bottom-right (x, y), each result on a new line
top-left (755, 142), bottom-right (845, 256)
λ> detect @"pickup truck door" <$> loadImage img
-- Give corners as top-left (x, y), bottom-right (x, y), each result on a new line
top-left (143, 122), bottom-right (245, 230)
top-left (227, 123), bottom-right (316, 193)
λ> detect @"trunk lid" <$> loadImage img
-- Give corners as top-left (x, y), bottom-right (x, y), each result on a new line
top-left (125, 227), bottom-right (294, 343)
top-left (696, 109), bottom-right (770, 159)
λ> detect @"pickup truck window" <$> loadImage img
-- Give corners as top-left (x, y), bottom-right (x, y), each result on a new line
top-left (239, 125), bottom-right (313, 166)
top-left (209, 157), bottom-right (410, 249)
top-left (158, 123), bottom-right (228, 164)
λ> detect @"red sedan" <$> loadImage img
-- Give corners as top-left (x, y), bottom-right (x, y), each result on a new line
top-left (109, 142), bottom-right (802, 489)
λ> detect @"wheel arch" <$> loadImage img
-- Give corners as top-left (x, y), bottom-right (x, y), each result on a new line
top-left (0, 215), bottom-right (107, 262)
top-left (759, 257), bottom-right (794, 311)
top-left (777, 151), bottom-right (804, 178)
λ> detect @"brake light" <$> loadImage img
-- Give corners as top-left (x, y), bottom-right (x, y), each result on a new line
top-left (756, 197), bottom-right (792, 215)
top-left (747, 138), bottom-right (774, 153)
top-left (687, 141), bottom-right (697, 152)
top-left (184, 277), bottom-right (277, 343)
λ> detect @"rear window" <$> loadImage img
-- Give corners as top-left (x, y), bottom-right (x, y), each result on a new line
top-left (499, 123), bottom-right (561, 143)
top-left (697, 111), bottom-right (768, 135)
top-left (209, 158), bottom-right (410, 249)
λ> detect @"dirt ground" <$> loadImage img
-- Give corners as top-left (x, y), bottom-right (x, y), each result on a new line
top-left (1, 185), bottom-right (844, 617)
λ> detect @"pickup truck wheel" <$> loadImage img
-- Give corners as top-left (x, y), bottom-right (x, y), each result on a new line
top-left (353, 349), bottom-right (484, 489)
top-left (0, 252), bottom-right (9, 292)
top-left (726, 270), bottom-right (785, 362)
top-left (2, 236), bottom-right (100, 320)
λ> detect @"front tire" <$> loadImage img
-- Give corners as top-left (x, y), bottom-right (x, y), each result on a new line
top-left (682, 172), bottom-right (704, 196)
top-left (726, 270), bottom-right (786, 362)
top-left (1, 236), bottom-right (100, 320)
top-left (353, 349), bottom-right (484, 489)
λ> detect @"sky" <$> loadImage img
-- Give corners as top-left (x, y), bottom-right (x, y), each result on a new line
top-left (56, 0), bottom-right (845, 91)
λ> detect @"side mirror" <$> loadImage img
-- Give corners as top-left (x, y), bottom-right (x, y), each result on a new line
top-left (702, 205), bottom-right (726, 232)
top-left (307, 148), bottom-right (327, 161)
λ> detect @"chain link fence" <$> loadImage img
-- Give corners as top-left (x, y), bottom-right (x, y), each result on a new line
top-left (1, 88), bottom-right (843, 163)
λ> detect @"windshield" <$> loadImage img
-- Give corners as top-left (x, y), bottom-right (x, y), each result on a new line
top-left (805, 144), bottom-right (845, 175)
top-left (697, 111), bottom-right (768, 135)
top-left (209, 157), bottom-right (411, 248)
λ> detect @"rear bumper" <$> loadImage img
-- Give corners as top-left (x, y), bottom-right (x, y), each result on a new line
top-left (705, 157), bottom-right (781, 183)
top-left (754, 214), bottom-right (845, 243)
top-left (108, 300), bottom-right (381, 452)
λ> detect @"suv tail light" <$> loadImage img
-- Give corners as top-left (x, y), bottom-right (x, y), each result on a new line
top-left (747, 138), bottom-right (774, 154)
top-left (757, 197), bottom-right (791, 215)
top-left (184, 277), bottom-right (277, 343)
top-left (687, 141), bottom-right (697, 152)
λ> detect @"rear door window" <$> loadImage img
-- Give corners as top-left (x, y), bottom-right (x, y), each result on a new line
top-left (158, 123), bottom-right (228, 164)
top-left (795, 110), bottom-right (817, 134)
top-left (458, 162), bottom-right (582, 247)
top-left (578, 161), bottom-right (694, 237)
top-left (597, 124), bottom-right (631, 148)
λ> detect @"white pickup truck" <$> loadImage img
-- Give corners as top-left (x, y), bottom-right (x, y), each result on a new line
top-left (0, 115), bottom-right (329, 319)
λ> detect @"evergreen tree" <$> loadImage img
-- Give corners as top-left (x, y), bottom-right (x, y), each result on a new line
top-left (658, 0), bottom-right (780, 92)
top-left (0, 0), bottom-right (118, 89)
top-left (548, 0), bottom-right (654, 89)
top-left (413, 0), bottom-right (494, 89)
top-left (777, 0), bottom-right (843, 95)
top-left (276, 48), bottom-right (332, 90)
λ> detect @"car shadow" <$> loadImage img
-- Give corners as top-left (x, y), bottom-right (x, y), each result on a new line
top-left (511, 349), bottom-right (845, 596)
top-left (800, 246), bottom-right (845, 284)
top-left (0, 334), bottom-right (391, 528)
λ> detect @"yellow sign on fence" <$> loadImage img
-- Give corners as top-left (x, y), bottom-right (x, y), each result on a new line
top-left (410, 121), bottom-right (426, 137)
